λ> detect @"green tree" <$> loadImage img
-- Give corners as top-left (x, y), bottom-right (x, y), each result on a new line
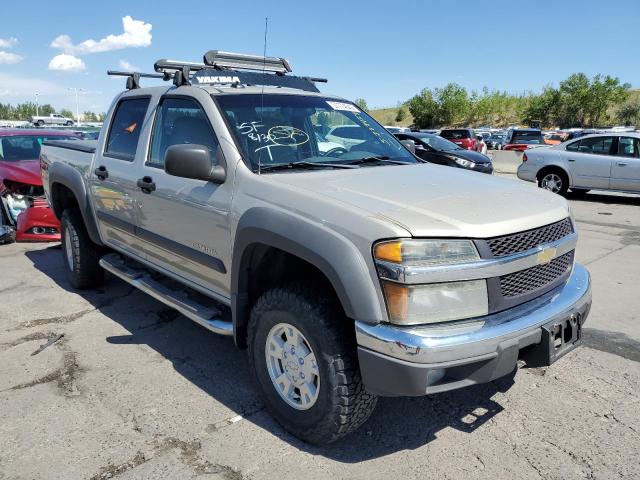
top-left (83, 111), bottom-right (99, 122)
top-left (434, 83), bottom-right (470, 126)
top-left (60, 109), bottom-right (75, 120)
top-left (395, 106), bottom-right (406, 123)
top-left (617, 101), bottom-right (640, 126)
top-left (407, 88), bottom-right (439, 128)
top-left (354, 98), bottom-right (369, 112)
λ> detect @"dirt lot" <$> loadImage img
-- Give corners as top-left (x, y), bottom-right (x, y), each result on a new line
top-left (1, 174), bottom-right (639, 480)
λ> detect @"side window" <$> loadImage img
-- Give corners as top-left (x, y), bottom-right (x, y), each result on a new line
top-left (148, 97), bottom-right (218, 168)
top-left (617, 137), bottom-right (639, 158)
top-left (105, 98), bottom-right (150, 160)
top-left (566, 140), bottom-right (581, 152)
top-left (576, 136), bottom-right (614, 155)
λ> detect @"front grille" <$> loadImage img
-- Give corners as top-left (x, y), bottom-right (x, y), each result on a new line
top-left (500, 251), bottom-right (574, 297)
top-left (486, 218), bottom-right (573, 257)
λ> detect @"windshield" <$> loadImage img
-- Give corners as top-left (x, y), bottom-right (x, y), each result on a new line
top-left (415, 134), bottom-right (462, 151)
top-left (0, 135), bottom-right (79, 162)
top-left (215, 94), bottom-right (416, 171)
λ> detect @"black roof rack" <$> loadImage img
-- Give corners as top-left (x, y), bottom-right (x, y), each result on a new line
top-left (107, 70), bottom-right (172, 90)
top-left (109, 51), bottom-right (327, 91)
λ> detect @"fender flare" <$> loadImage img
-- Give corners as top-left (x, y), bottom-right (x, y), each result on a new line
top-left (48, 162), bottom-right (103, 246)
top-left (231, 207), bottom-right (384, 345)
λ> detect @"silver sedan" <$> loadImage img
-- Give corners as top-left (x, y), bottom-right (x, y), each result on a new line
top-left (517, 132), bottom-right (640, 196)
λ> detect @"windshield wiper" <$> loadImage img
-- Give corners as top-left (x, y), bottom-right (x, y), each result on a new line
top-left (259, 161), bottom-right (357, 173)
top-left (345, 156), bottom-right (411, 166)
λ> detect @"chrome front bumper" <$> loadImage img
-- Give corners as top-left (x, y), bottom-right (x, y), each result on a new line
top-left (356, 263), bottom-right (591, 396)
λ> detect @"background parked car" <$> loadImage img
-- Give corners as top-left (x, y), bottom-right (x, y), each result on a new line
top-left (394, 132), bottom-right (493, 173)
top-left (29, 113), bottom-right (75, 127)
top-left (384, 126), bottom-right (411, 134)
top-left (503, 128), bottom-right (546, 151)
top-left (517, 132), bottom-right (640, 195)
top-left (0, 129), bottom-right (79, 242)
top-left (485, 134), bottom-right (505, 149)
top-left (439, 128), bottom-right (480, 151)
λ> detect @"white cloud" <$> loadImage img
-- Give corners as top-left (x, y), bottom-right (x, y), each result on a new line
top-left (48, 54), bottom-right (86, 72)
top-left (0, 51), bottom-right (23, 64)
top-left (51, 16), bottom-right (152, 55)
top-left (0, 37), bottom-right (18, 49)
top-left (119, 59), bottom-right (139, 71)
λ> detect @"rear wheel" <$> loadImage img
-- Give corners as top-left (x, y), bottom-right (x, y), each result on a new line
top-left (538, 169), bottom-right (569, 196)
top-left (61, 209), bottom-right (104, 289)
top-left (36, 120), bottom-right (44, 127)
top-left (65, 121), bottom-right (73, 126)
top-left (248, 285), bottom-right (377, 445)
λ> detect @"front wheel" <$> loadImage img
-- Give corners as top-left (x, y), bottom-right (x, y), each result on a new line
top-left (36, 120), bottom-right (44, 127)
top-left (65, 121), bottom-right (74, 126)
top-left (61, 209), bottom-right (104, 289)
top-left (248, 286), bottom-right (377, 445)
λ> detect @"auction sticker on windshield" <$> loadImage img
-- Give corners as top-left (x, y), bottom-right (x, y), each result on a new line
top-left (326, 101), bottom-right (360, 112)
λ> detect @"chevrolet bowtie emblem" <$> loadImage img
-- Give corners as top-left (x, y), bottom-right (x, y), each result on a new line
top-left (537, 247), bottom-right (557, 265)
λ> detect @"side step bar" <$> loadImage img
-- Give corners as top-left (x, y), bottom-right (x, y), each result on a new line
top-left (99, 253), bottom-right (233, 336)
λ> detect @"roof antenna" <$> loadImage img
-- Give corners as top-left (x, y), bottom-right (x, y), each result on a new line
top-left (258, 17), bottom-right (268, 175)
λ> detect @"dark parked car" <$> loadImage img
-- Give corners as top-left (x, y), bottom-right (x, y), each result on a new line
top-left (485, 134), bottom-right (504, 150)
top-left (395, 132), bottom-right (493, 174)
top-left (439, 128), bottom-right (480, 151)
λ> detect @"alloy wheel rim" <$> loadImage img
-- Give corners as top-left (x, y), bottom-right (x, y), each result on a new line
top-left (64, 227), bottom-right (73, 271)
top-left (265, 323), bottom-right (320, 410)
top-left (542, 173), bottom-right (562, 193)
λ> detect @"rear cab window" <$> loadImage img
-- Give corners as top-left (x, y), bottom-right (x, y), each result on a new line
top-left (511, 130), bottom-right (544, 144)
top-left (105, 97), bottom-right (151, 161)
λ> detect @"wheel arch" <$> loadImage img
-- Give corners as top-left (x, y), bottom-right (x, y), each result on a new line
top-left (231, 207), bottom-right (384, 348)
top-left (49, 162), bottom-right (103, 246)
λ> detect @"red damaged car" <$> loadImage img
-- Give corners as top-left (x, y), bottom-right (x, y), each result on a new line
top-left (0, 129), bottom-right (79, 243)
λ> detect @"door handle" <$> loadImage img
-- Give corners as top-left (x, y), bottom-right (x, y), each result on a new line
top-left (568, 159), bottom-right (575, 162)
top-left (616, 162), bottom-right (628, 166)
top-left (94, 165), bottom-right (108, 180)
top-left (136, 176), bottom-right (156, 193)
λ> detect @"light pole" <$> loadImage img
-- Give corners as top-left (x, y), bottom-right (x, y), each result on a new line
top-left (68, 87), bottom-right (85, 124)
top-left (35, 92), bottom-right (39, 117)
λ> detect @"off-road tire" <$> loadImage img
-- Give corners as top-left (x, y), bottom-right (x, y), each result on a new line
top-left (61, 208), bottom-right (104, 289)
top-left (248, 285), bottom-right (377, 445)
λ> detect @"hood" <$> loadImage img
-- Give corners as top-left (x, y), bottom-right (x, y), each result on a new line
top-left (0, 160), bottom-right (43, 186)
top-left (445, 149), bottom-right (492, 164)
top-left (273, 163), bottom-right (569, 238)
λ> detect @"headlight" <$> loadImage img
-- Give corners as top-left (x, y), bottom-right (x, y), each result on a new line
top-left (374, 239), bottom-right (480, 266)
top-left (453, 157), bottom-right (475, 168)
top-left (382, 280), bottom-right (488, 325)
top-left (375, 239), bottom-right (488, 325)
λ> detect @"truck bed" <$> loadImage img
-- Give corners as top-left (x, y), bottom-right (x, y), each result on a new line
top-left (42, 139), bottom-right (97, 154)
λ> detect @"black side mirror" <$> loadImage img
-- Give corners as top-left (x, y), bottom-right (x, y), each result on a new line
top-left (164, 144), bottom-right (226, 184)
top-left (400, 139), bottom-right (416, 153)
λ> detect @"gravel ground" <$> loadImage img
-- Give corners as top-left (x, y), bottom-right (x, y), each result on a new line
top-left (1, 176), bottom-right (639, 480)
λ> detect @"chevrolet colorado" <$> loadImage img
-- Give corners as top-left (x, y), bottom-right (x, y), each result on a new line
top-left (40, 51), bottom-right (592, 445)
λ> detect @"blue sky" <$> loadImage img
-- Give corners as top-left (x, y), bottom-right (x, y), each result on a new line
top-left (1, 0), bottom-right (638, 114)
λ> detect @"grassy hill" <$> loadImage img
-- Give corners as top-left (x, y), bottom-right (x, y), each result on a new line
top-left (369, 107), bottom-right (414, 127)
